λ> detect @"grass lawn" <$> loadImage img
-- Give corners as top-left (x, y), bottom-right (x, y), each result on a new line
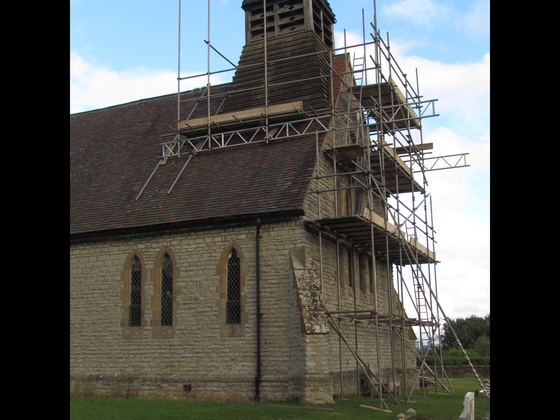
top-left (70, 375), bottom-right (490, 420)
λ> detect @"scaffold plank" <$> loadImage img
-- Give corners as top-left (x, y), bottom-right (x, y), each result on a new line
top-left (178, 101), bottom-right (304, 131)
top-left (323, 141), bottom-right (424, 194)
top-left (304, 212), bottom-right (436, 265)
top-left (352, 80), bottom-right (421, 129)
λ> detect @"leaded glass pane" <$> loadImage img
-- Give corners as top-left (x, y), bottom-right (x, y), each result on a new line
top-left (226, 249), bottom-right (241, 324)
top-left (129, 256), bottom-right (142, 326)
top-left (161, 254), bottom-right (173, 326)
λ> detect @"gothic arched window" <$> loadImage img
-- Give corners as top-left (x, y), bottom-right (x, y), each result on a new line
top-left (129, 256), bottom-right (142, 326)
top-left (226, 249), bottom-right (241, 325)
top-left (161, 253), bottom-right (173, 326)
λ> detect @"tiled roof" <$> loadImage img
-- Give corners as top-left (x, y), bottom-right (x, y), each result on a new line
top-left (70, 36), bottom-right (349, 238)
top-left (71, 91), bottom-right (316, 237)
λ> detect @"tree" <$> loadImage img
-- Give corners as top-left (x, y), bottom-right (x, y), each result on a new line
top-left (472, 335), bottom-right (490, 357)
top-left (441, 314), bottom-right (490, 352)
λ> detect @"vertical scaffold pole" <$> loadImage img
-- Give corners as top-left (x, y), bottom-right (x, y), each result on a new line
top-left (263, 0), bottom-right (269, 142)
top-left (177, 0), bottom-right (182, 157)
top-left (207, 0), bottom-right (212, 150)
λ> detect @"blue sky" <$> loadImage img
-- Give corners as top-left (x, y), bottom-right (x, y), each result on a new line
top-left (70, 0), bottom-right (490, 321)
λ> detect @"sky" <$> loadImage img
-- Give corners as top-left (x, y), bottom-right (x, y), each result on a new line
top-left (70, 0), bottom-right (490, 323)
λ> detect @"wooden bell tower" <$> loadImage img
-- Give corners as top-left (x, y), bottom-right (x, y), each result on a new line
top-left (241, 0), bottom-right (336, 49)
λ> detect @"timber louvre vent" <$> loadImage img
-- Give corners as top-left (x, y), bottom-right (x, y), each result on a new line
top-left (245, 0), bottom-right (334, 48)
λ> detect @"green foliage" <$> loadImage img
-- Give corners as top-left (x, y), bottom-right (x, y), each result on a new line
top-left (472, 335), bottom-right (490, 357)
top-left (421, 347), bottom-right (489, 367)
top-left (422, 315), bottom-right (490, 369)
top-left (441, 314), bottom-right (490, 353)
top-left (440, 347), bottom-right (489, 366)
top-left (444, 347), bottom-right (479, 358)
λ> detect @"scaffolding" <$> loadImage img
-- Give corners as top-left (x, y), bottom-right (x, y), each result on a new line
top-left (140, 0), bottom-right (485, 407)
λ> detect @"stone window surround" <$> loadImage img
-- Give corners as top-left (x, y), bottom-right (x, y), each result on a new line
top-left (119, 244), bottom-right (252, 339)
top-left (216, 242), bottom-right (248, 337)
top-left (120, 251), bottom-right (147, 338)
top-left (151, 247), bottom-right (180, 339)
top-left (120, 248), bottom-right (181, 339)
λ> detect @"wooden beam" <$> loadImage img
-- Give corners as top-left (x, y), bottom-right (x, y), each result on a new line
top-left (361, 208), bottom-right (401, 237)
top-left (359, 404), bottom-right (393, 413)
top-left (409, 237), bottom-right (436, 261)
top-left (394, 142), bottom-right (433, 155)
top-left (379, 137), bottom-right (413, 177)
top-left (178, 101), bottom-right (304, 131)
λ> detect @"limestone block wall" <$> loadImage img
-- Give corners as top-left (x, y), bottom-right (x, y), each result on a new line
top-left (70, 220), bottom-right (311, 402)
top-left (297, 100), bottom-right (418, 398)
top-left (301, 228), bottom-right (418, 398)
top-left (71, 172), bottom-right (416, 404)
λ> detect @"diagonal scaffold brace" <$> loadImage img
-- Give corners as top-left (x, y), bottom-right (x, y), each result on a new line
top-left (325, 311), bottom-right (400, 409)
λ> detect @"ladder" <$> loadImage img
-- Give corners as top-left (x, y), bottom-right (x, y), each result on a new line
top-left (353, 54), bottom-right (365, 87)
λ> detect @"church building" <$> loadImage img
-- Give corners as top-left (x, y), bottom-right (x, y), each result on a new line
top-left (71, 0), bottom-right (439, 404)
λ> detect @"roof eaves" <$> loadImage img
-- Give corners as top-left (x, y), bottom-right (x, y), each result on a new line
top-left (70, 209), bottom-right (305, 243)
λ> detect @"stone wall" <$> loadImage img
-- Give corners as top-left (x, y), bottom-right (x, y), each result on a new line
top-left (71, 221), bottom-right (309, 402)
top-left (70, 216), bottom-right (416, 402)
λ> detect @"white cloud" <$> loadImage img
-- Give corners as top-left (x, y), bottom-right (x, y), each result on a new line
top-left (397, 52), bottom-right (490, 126)
top-left (382, 0), bottom-right (452, 27)
top-left (455, 0), bottom-right (490, 38)
top-left (335, 30), bottom-right (489, 130)
top-left (428, 128), bottom-right (489, 163)
top-left (426, 129), bottom-right (489, 252)
top-left (70, 51), bottom-right (230, 114)
top-left (382, 0), bottom-right (489, 40)
top-left (70, 52), bottom-right (175, 113)
top-left (437, 269), bottom-right (490, 320)
top-left (425, 128), bottom-right (490, 320)
top-left (394, 128), bottom-right (490, 321)
top-left (405, 191), bottom-right (490, 321)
